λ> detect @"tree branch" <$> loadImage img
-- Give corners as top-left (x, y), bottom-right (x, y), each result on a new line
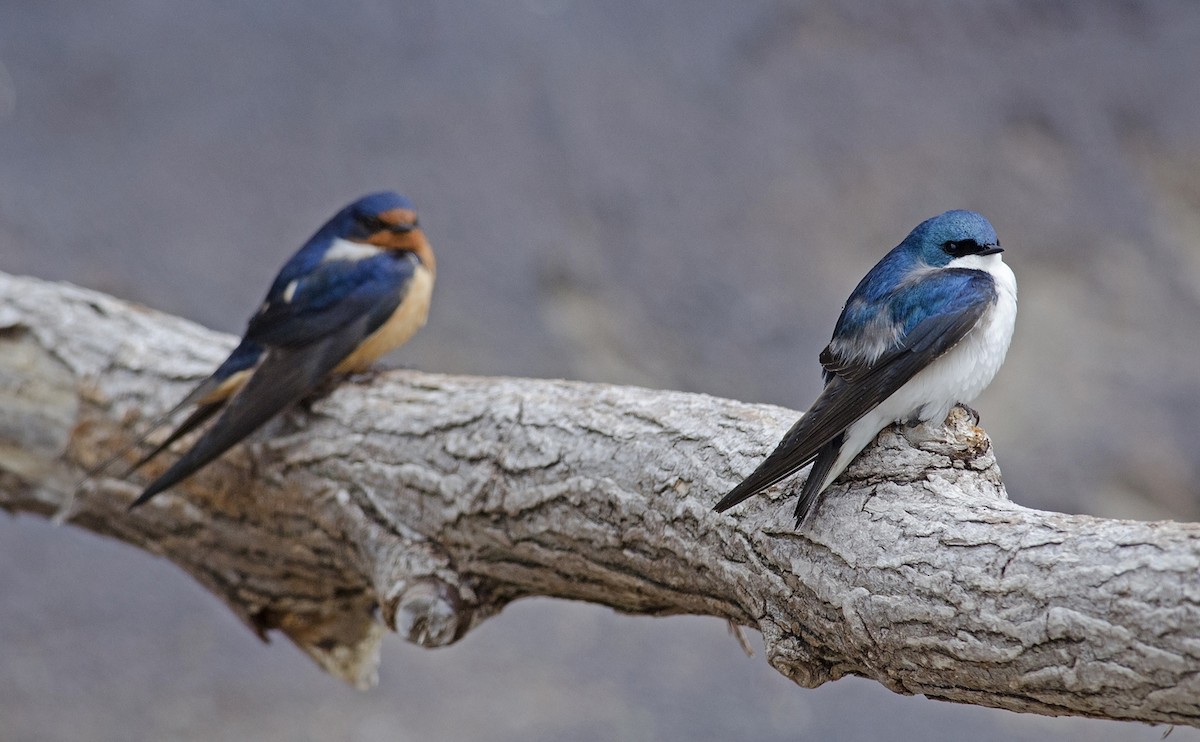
top-left (1, 271), bottom-right (1197, 725)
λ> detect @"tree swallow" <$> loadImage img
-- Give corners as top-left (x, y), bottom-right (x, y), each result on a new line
top-left (713, 210), bottom-right (1016, 525)
top-left (116, 191), bottom-right (436, 508)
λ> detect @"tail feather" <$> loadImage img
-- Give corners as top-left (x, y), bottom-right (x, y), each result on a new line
top-left (80, 377), bottom-right (221, 483)
top-left (713, 431), bottom-right (847, 526)
top-left (792, 435), bottom-right (843, 526)
top-left (712, 443), bottom-right (822, 514)
top-left (118, 402), bottom-right (222, 477)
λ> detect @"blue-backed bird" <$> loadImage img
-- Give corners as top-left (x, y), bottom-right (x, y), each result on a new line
top-left (115, 191), bottom-right (436, 507)
top-left (713, 210), bottom-right (1016, 526)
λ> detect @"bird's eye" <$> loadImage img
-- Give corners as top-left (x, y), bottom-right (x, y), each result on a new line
top-left (359, 213), bottom-right (415, 233)
top-left (942, 239), bottom-right (980, 257)
top-left (359, 214), bottom-right (388, 232)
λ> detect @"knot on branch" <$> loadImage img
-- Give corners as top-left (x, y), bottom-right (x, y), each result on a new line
top-left (389, 577), bottom-right (469, 647)
top-left (355, 519), bottom-right (476, 648)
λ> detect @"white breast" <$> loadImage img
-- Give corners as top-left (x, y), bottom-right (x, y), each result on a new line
top-left (890, 255), bottom-right (1017, 424)
top-left (816, 256), bottom-right (1017, 493)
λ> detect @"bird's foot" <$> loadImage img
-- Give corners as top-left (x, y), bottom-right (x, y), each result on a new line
top-left (955, 402), bottom-right (982, 425)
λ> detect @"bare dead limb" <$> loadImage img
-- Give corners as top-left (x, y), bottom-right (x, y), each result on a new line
top-left (1, 271), bottom-right (1197, 725)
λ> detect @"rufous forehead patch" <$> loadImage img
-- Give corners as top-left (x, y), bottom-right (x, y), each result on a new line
top-left (366, 228), bottom-right (421, 249)
top-left (378, 208), bottom-right (418, 228)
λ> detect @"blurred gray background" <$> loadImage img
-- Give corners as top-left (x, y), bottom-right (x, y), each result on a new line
top-left (3, 1), bottom-right (1200, 740)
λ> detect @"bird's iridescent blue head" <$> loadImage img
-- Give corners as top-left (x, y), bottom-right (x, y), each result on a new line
top-left (903, 210), bottom-right (1002, 268)
top-left (339, 191), bottom-right (418, 240)
top-left (330, 191), bottom-right (435, 269)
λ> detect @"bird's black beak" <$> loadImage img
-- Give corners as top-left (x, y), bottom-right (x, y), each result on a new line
top-left (978, 245), bottom-right (1003, 256)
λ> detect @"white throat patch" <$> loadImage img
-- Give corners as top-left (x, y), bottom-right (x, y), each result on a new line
top-left (322, 237), bottom-right (382, 263)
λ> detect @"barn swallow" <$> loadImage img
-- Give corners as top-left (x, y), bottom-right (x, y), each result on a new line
top-left (713, 210), bottom-right (1017, 526)
top-left (117, 191), bottom-right (435, 507)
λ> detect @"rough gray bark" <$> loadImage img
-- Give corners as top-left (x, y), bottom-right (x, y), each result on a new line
top-left (1, 270), bottom-right (1198, 726)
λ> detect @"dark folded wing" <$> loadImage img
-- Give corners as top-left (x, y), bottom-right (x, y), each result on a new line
top-left (245, 253), bottom-right (417, 348)
top-left (128, 308), bottom-right (391, 508)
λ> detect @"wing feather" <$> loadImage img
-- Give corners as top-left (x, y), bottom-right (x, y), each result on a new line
top-left (128, 275), bottom-right (405, 507)
top-left (128, 310), bottom-right (387, 508)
